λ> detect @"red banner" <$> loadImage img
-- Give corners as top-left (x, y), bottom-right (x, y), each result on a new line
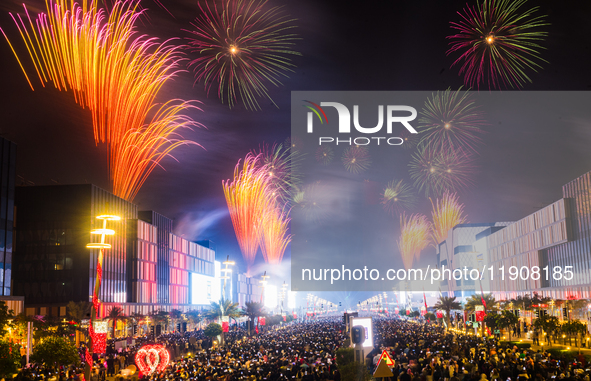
top-left (222, 322), bottom-right (229, 332)
top-left (475, 311), bottom-right (486, 322)
top-left (259, 317), bottom-right (266, 326)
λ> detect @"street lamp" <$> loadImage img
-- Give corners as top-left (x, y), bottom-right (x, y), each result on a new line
top-left (85, 213), bottom-right (120, 381)
top-left (221, 255), bottom-right (235, 300)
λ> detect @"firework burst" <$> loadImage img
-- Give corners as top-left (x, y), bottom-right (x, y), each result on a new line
top-left (2, 0), bottom-right (202, 201)
top-left (397, 213), bottom-right (430, 269)
top-left (284, 136), bottom-right (304, 152)
top-left (315, 145), bottom-right (334, 165)
top-left (418, 88), bottom-right (486, 154)
top-left (292, 182), bottom-right (326, 222)
top-left (409, 146), bottom-right (475, 197)
top-left (447, 0), bottom-right (549, 89)
top-left (258, 201), bottom-right (291, 264)
top-left (222, 154), bottom-right (271, 271)
top-left (382, 179), bottom-right (416, 215)
top-left (185, 0), bottom-right (300, 110)
top-left (252, 143), bottom-right (302, 206)
top-left (399, 130), bottom-right (420, 150)
top-left (430, 191), bottom-right (468, 246)
top-left (342, 146), bottom-right (371, 174)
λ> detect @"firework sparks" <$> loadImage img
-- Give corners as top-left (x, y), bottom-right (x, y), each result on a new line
top-left (399, 129), bottom-right (419, 150)
top-left (409, 145), bottom-right (475, 197)
top-left (447, 0), bottom-right (549, 89)
top-left (2, 0), bottom-right (202, 201)
top-left (418, 88), bottom-right (486, 154)
top-left (185, 0), bottom-right (300, 110)
top-left (284, 136), bottom-right (304, 152)
top-left (382, 179), bottom-right (416, 215)
top-left (397, 213), bottom-right (430, 269)
top-left (252, 143), bottom-right (303, 206)
top-left (292, 182), bottom-right (326, 222)
top-left (315, 145), bottom-right (334, 165)
top-left (259, 202), bottom-right (291, 264)
top-left (342, 146), bottom-right (371, 174)
top-left (222, 154), bottom-right (271, 271)
top-left (430, 191), bottom-right (468, 247)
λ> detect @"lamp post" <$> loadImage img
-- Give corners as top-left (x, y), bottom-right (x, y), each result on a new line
top-left (85, 213), bottom-right (120, 381)
top-left (221, 255), bottom-right (235, 301)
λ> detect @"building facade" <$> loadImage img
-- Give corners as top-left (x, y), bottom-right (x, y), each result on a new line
top-left (14, 184), bottom-right (218, 317)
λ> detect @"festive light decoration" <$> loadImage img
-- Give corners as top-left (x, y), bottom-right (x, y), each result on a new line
top-left (418, 88), bottom-right (486, 154)
top-left (397, 213), bottom-right (430, 269)
top-left (447, 0), bottom-right (549, 89)
top-left (2, 0), bottom-right (202, 201)
top-left (430, 191), bottom-right (468, 247)
top-left (135, 344), bottom-right (170, 375)
top-left (185, 0), bottom-right (300, 110)
top-left (91, 321), bottom-right (108, 354)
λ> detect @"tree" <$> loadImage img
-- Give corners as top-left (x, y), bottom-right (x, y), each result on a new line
top-left (497, 310), bottom-right (519, 341)
top-left (149, 310), bottom-right (170, 335)
top-left (0, 301), bottom-right (14, 336)
top-left (67, 300), bottom-right (91, 346)
top-left (185, 310), bottom-right (202, 330)
top-left (244, 302), bottom-right (265, 335)
top-left (434, 296), bottom-right (461, 328)
top-left (31, 336), bottom-right (80, 369)
top-left (335, 347), bottom-right (371, 381)
top-left (0, 339), bottom-right (21, 378)
top-left (464, 293), bottom-right (498, 313)
top-left (204, 299), bottom-right (243, 322)
top-left (169, 309), bottom-right (183, 331)
top-left (106, 306), bottom-right (127, 338)
top-left (204, 323), bottom-right (222, 340)
top-left (533, 314), bottom-right (560, 346)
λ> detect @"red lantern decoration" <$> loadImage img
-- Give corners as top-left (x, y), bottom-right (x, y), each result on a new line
top-left (436, 310), bottom-right (444, 319)
top-left (135, 344), bottom-right (170, 375)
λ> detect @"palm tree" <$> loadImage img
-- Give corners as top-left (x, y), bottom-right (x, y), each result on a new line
top-left (130, 312), bottom-right (145, 336)
top-left (433, 296), bottom-right (461, 329)
top-left (170, 309), bottom-right (183, 332)
top-left (204, 299), bottom-right (243, 345)
top-left (464, 294), bottom-right (498, 313)
top-left (66, 301), bottom-right (91, 346)
top-left (106, 306), bottom-right (127, 339)
top-left (244, 301), bottom-right (265, 335)
top-left (185, 310), bottom-right (202, 331)
top-left (149, 310), bottom-right (170, 335)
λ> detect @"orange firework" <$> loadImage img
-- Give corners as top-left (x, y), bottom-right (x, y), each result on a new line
top-left (397, 213), bottom-right (430, 269)
top-left (2, 0), bottom-right (201, 200)
top-left (222, 154), bottom-right (271, 271)
top-left (258, 201), bottom-right (291, 264)
top-left (430, 191), bottom-right (468, 247)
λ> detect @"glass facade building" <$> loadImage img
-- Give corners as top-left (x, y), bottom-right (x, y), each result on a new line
top-left (14, 184), bottom-right (217, 317)
top-left (0, 138), bottom-right (16, 297)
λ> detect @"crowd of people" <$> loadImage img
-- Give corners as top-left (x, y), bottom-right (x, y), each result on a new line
top-left (10, 316), bottom-right (591, 381)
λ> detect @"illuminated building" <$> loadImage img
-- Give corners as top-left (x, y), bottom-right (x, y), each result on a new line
top-left (436, 170), bottom-right (591, 301)
top-left (13, 184), bottom-right (218, 317)
top-left (0, 137), bottom-right (23, 313)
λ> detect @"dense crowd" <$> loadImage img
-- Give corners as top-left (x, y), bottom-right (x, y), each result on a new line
top-left (11, 316), bottom-right (591, 381)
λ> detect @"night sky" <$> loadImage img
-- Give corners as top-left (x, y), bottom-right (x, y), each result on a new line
top-left (2, 0), bottom-right (591, 305)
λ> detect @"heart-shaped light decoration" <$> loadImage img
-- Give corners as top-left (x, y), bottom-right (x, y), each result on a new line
top-left (135, 344), bottom-right (170, 375)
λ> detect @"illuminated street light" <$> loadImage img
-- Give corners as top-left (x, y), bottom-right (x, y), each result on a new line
top-left (85, 213), bottom-right (119, 381)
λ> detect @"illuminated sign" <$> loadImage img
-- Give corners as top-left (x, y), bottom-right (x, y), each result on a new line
top-left (350, 317), bottom-right (373, 348)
